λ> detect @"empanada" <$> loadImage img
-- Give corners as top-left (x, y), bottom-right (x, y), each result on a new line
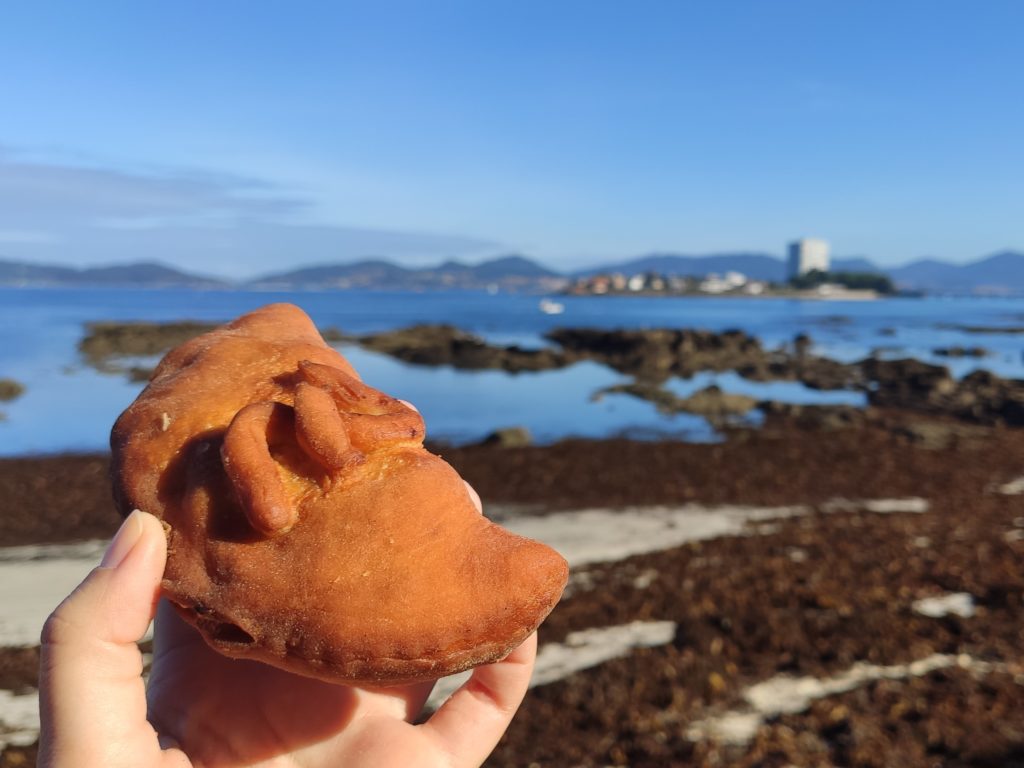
top-left (110, 303), bottom-right (568, 684)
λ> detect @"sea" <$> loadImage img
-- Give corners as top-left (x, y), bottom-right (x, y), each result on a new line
top-left (2, 287), bottom-right (1023, 456)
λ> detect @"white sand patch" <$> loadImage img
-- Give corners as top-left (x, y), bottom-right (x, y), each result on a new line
top-left (0, 540), bottom-right (106, 648)
top-left (912, 592), bottom-right (975, 619)
top-left (0, 689), bottom-right (40, 749)
top-left (426, 620), bottom-right (677, 710)
top-left (0, 540), bottom-right (154, 648)
top-left (501, 504), bottom-right (810, 569)
top-left (821, 497), bottom-right (930, 514)
top-left (862, 497), bottom-right (930, 514)
top-left (995, 477), bottom-right (1024, 496)
top-left (687, 653), bottom-right (980, 746)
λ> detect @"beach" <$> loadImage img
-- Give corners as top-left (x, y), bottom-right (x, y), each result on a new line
top-left (2, 412), bottom-right (1024, 766)
top-left (2, 290), bottom-right (1024, 764)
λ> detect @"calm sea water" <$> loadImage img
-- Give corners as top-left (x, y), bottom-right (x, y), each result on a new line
top-left (2, 287), bottom-right (1023, 455)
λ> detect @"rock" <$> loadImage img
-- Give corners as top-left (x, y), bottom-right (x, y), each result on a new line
top-left (681, 386), bottom-right (759, 418)
top-left (946, 370), bottom-right (1024, 426)
top-left (894, 421), bottom-right (989, 450)
top-left (547, 327), bottom-right (765, 379)
top-left (358, 325), bottom-right (571, 373)
top-left (758, 402), bottom-right (868, 431)
top-left (79, 320), bottom-right (219, 367)
top-left (860, 358), bottom-right (955, 409)
top-left (319, 326), bottom-right (347, 342)
top-left (82, 321), bottom-right (353, 378)
top-left (479, 427), bottom-right (534, 448)
top-left (793, 334), bottom-right (812, 358)
top-left (933, 346), bottom-right (988, 358)
top-left (861, 358), bottom-right (1024, 427)
top-left (0, 379), bottom-right (24, 402)
top-left (938, 324), bottom-right (1024, 335)
top-left (597, 381), bottom-right (757, 419)
top-left (127, 366), bottom-right (155, 383)
top-left (360, 324), bottom-right (865, 392)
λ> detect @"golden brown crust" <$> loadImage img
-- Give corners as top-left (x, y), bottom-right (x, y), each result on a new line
top-left (110, 303), bottom-right (568, 684)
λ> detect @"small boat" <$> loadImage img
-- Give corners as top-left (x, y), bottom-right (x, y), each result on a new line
top-left (539, 299), bottom-right (565, 315)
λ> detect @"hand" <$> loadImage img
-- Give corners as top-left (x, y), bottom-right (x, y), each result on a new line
top-left (38, 510), bottom-right (536, 767)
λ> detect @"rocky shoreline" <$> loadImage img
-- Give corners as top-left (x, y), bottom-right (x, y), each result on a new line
top-left (2, 418), bottom-right (1024, 766)
top-left (79, 320), bottom-right (1024, 434)
top-left (7, 318), bottom-right (1015, 765)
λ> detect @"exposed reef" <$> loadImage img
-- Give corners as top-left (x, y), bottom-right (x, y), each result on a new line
top-left (933, 346), bottom-right (989, 358)
top-left (79, 320), bottom-right (219, 367)
top-left (596, 382), bottom-right (758, 420)
top-left (0, 379), bottom-right (24, 402)
top-left (937, 324), bottom-right (1024, 335)
top-left (80, 321), bottom-right (1024, 430)
top-left (864, 359), bottom-right (1024, 426)
top-left (355, 324), bottom-right (571, 372)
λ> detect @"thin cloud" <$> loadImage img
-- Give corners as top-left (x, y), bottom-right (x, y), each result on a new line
top-left (0, 229), bottom-right (60, 244)
top-left (0, 150), bottom-right (501, 277)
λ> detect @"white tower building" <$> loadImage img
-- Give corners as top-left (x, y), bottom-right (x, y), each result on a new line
top-left (787, 239), bottom-right (831, 279)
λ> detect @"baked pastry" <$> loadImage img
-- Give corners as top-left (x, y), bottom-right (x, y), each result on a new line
top-left (110, 303), bottom-right (568, 684)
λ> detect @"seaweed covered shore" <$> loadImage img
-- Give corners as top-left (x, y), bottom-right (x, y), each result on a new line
top-left (2, 414), bottom-right (1024, 766)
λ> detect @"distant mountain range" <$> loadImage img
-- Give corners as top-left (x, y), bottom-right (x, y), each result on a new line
top-left (0, 259), bottom-right (227, 288)
top-left (2, 250), bottom-right (1023, 295)
top-left (248, 255), bottom-right (562, 290)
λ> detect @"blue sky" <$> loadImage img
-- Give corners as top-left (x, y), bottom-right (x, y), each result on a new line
top-left (1, 1), bottom-right (1022, 277)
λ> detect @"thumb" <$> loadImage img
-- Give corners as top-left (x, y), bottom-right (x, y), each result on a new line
top-left (38, 510), bottom-right (172, 768)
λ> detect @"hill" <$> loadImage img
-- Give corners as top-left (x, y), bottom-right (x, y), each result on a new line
top-left (890, 251), bottom-right (1024, 294)
top-left (249, 254), bottom-right (563, 290)
top-left (2, 250), bottom-right (1022, 294)
top-left (0, 259), bottom-right (226, 288)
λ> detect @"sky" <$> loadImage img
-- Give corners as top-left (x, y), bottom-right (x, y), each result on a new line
top-left (1, 1), bottom-right (1022, 278)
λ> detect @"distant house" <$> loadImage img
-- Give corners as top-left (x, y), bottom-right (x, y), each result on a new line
top-left (788, 238), bottom-right (831, 278)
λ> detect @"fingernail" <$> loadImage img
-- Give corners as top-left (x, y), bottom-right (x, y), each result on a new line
top-left (101, 509), bottom-right (145, 568)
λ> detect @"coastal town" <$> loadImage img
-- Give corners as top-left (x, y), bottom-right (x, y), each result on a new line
top-left (566, 238), bottom-right (896, 299)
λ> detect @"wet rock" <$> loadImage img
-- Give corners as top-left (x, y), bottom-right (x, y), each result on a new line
top-left (598, 382), bottom-right (757, 419)
top-left (894, 421), bottom-right (991, 450)
top-left (547, 327), bottom-right (765, 380)
top-left (319, 326), bottom-right (346, 342)
top-left (793, 356), bottom-right (862, 391)
top-left (479, 427), bottom-right (534, 448)
top-left (938, 324), bottom-right (1024, 335)
top-left (357, 324), bottom-right (571, 373)
top-left (933, 346), bottom-right (988, 358)
top-left (79, 320), bottom-right (218, 367)
top-left (82, 321), bottom-right (352, 378)
top-left (793, 333), bottom-right (812, 358)
top-left (944, 369), bottom-right (1024, 426)
top-left (548, 327), bottom-right (861, 391)
top-left (681, 386), bottom-right (759, 418)
top-left (0, 379), bottom-right (24, 402)
top-left (860, 358), bottom-right (955, 408)
top-left (758, 402), bottom-right (868, 431)
top-left (127, 366), bottom-right (155, 383)
top-left (862, 359), bottom-right (1024, 427)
